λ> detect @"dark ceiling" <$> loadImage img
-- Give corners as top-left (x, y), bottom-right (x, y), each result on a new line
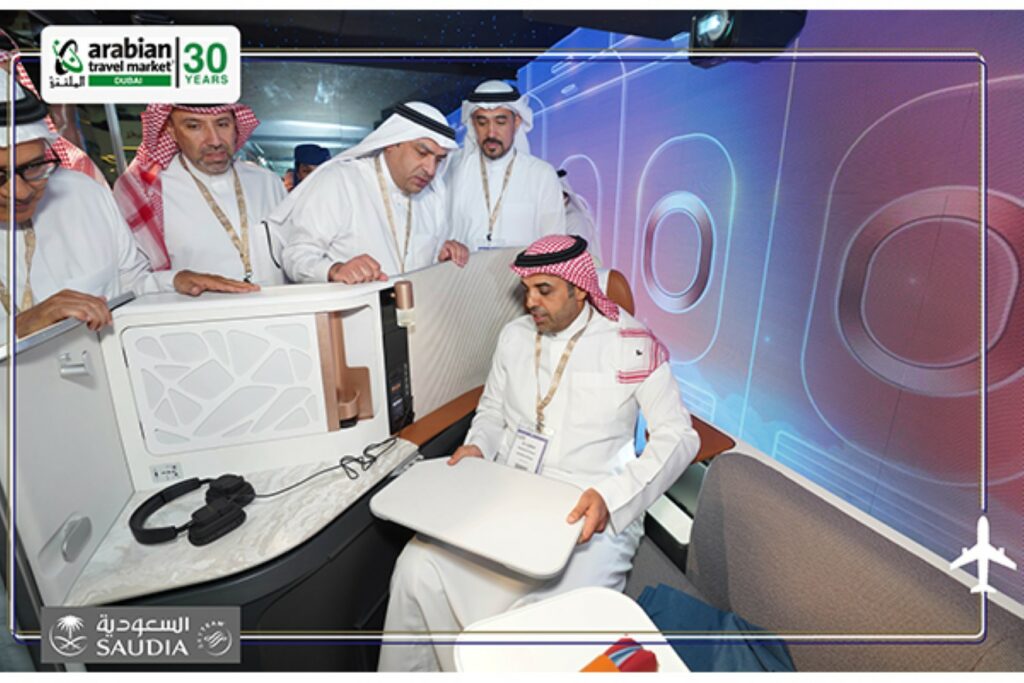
top-left (1, 10), bottom-right (698, 172)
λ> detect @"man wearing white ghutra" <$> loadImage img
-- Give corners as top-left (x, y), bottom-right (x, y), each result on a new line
top-left (280, 102), bottom-right (469, 284)
top-left (446, 80), bottom-right (566, 251)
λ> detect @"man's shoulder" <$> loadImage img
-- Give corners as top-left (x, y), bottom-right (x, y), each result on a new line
top-left (48, 166), bottom-right (107, 194)
top-left (519, 152), bottom-right (559, 178)
top-left (44, 167), bottom-right (115, 207)
top-left (499, 314), bottom-right (536, 341)
top-left (236, 160), bottom-right (284, 184)
top-left (592, 309), bottom-right (671, 380)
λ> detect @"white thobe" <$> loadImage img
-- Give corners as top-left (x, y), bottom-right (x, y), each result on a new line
top-left (565, 200), bottom-right (603, 266)
top-left (379, 303), bottom-right (700, 672)
top-left (1, 168), bottom-right (161, 340)
top-left (151, 155), bottom-right (288, 287)
top-left (281, 155), bottom-right (448, 283)
top-left (446, 148), bottom-right (566, 251)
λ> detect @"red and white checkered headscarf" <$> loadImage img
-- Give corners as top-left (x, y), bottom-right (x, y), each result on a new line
top-left (1, 46), bottom-right (106, 185)
top-left (510, 234), bottom-right (620, 321)
top-left (112, 103), bottom-right (259, 270)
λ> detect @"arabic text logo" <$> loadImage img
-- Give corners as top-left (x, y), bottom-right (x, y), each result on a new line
top-left (49, 614), bottom-right (87, 658)
top-left (52, 39), bottom-right (84, 76)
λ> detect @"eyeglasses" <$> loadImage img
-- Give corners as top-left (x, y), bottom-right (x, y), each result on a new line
top-left (0, 158), bottom-right (61, 186)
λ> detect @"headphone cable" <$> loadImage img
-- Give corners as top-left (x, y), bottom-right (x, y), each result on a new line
top-left (254, 435), bottom-right (399, 500)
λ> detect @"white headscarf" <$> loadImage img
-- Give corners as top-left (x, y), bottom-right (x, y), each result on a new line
top-left (558, 169), bottom-right (601, 264)
top-left (459, 80), bottom-right (533, 156)
top-left (1, 69), bottom-right (57, 148)
top-left (340, 101), bottom-right (458, 161)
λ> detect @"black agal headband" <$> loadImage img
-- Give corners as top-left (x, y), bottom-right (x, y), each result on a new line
top-left (394, 103), bottom-right (456, 141)
top-left (467, 85), bottom-right (521, 103)
top-left (513, 235), bottom-right (589, 267)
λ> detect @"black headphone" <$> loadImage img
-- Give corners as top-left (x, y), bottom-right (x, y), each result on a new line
top-left (129, 474), bottom-right (255, 547)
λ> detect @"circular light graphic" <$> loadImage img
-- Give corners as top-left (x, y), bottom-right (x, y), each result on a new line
top-left (837, 187), bottom-right (1024, 397)
top-left (642, 191), bottom-right (714, 313)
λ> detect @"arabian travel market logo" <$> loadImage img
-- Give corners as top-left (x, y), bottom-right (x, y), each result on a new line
top-left (52, 39), bottom-right (84, 76)
top-left (41, 26), bottom-right (239, 105)
top-left (48, 615), bottom-right (88, 658)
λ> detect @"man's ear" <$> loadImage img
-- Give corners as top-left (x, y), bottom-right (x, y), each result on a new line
top-left (163, 119), bottom-right (178, 145)
top-left (513, 114), bottom-right (522, 132)
top-left (572, 282), bottom-right (587, 303)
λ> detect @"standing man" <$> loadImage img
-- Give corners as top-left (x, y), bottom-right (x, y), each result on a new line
top-left (378, 235), bottom-right (701, 672)
top-left (113, 102), bottom-right (286, 287)
top-left (1, 76), bottom-right (246, 340)
top-left (446, 80), bottom-right (565, 251)
top-left (281, 102), bottom-right (468, 284)
top-left (558, 168), bottom-right (602, 265)
top-left (283, 143), bottom-right (330, 191)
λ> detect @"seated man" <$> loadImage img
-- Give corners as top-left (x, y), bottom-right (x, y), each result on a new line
top-left (378, 234), bottom-right (700, 672)
top-left (281, 102), bottom-right (468, 284)
top-left (0, 74), bottom-right (248, 340)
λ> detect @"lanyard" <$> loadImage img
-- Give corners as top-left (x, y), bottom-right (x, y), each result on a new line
top-left (534, 307), bottom-right (593, 433)
top-left (179, 155), bottom-right (253, 281)
top-left (0, 221), bottom-right (36, 314)
top-left (374, 155), bottom-right (413, 274)
top-left (479, 149), bottom-right (517, 243)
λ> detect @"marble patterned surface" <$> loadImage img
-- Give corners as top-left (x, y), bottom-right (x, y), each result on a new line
top-left (64, 439), bottom-right (420, 606)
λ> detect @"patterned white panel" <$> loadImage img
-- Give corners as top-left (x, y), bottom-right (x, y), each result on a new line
top-left (405, 249), bottom-right (524, 417)
top-left (122, 315), bottom-right (328, 455)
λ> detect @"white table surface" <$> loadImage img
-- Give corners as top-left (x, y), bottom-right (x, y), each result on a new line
top-left (369, 457), bottom-right (583, 579)
top-left (64, 439), bottom-right (419, 606)
top-left (454, 586), bottom-right (689, 672)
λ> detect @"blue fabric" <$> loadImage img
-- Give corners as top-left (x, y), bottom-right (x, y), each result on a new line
top-left (293, 144), bottom-right (330, 185)
top-left (636, 583), bottom-right (795, 672)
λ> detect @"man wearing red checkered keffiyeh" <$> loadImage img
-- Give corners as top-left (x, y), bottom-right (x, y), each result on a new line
top-left (1, 67), bottom-right (243, 339)
top-left (112, 102), bottom-right (287, 289)
top-left (0, 42), bottom-right (106, 185)
top-left (378, 234), bottom-right (701, 673)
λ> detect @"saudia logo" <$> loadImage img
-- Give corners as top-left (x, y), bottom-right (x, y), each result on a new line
top-left (48, 615), bottom-right (88, 657)
top-left (52, 39), bottom-right (84, 75)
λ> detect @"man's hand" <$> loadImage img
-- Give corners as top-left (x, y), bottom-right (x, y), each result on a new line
top-left (437, 240), bottom-right (469, 268)
top-left (15, 289), bottom-right (112, 338)
top-left (447, 444), bottom-right (484, 466)
top-left (173, 270), bottom-right (260, 296)
top-left (567, 488), bottom-right (609, 545)
top-left (329, 255), bottom-right (389, 284)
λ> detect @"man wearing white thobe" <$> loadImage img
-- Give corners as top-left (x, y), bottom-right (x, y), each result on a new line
top-left (1, 74), bottom-right (231, 340)
top-left (113, 102), bottom-right (285, 288)
top-left (378, 235), bottom-right (700, 672)
top-left (446, 80), bottom-right (566, 251)
top-left (558, 168), bottom-right (603, 265)
top-left (280, 102), bottom-right (468, 284)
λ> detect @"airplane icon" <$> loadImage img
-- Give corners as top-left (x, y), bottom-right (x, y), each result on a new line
top-left (949, 515), bottom-right (1018, 594)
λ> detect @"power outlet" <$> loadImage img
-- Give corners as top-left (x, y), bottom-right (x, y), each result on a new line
top-left (151, 463), bottom-right (183, 484)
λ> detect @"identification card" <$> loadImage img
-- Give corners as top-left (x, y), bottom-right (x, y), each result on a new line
top-left (508, 427), bottom-right (549, 474)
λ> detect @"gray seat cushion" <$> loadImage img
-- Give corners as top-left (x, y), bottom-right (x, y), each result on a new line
top-left (683, 452), bottom-right (1024, 671)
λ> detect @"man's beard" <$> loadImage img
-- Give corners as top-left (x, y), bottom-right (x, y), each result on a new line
top-left (481, 138), bottom-right (509, 159)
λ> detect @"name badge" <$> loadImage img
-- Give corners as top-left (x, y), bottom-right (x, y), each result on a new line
top-left (508, 426), bottom-right (549, 474)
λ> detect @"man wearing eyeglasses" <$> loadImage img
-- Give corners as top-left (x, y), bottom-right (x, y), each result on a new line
top-left (0, 74), bottom-right (248, 340)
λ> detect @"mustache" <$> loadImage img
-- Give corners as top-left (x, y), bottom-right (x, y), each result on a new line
top-left (200, 144), bottom-right (230, 155)
top-left (483, 138), bottom-right (504, 147)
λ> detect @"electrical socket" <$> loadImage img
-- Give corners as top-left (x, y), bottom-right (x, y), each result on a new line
top-left (150, 463), bottom-right (183, 484)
